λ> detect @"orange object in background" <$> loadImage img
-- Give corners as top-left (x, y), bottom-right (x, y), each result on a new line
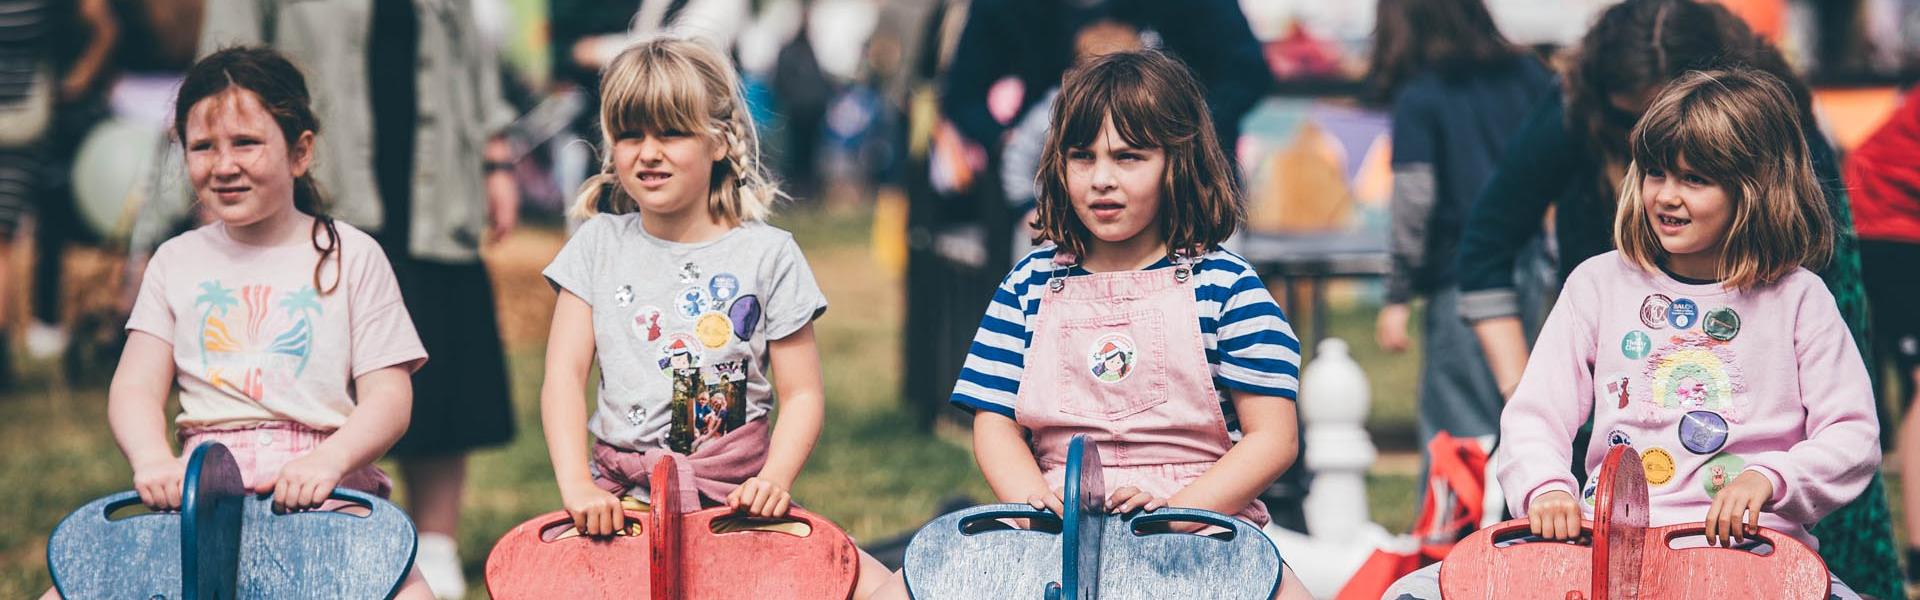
top-left (1814, 87), bottom-right (1904, 153)
top-left (1710, 0), bottom-right (1785, 42)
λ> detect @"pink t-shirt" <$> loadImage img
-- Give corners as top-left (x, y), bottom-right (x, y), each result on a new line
top-left (126, 220), bottom-right (427, 431)
top-left (1496, 252), bottom-right (1879, 549)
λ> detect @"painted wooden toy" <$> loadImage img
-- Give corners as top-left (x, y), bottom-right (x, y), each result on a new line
top-left (903, 434), bottom-right (1284, 599)
top-left (46, 441), bottom-right (417, 599)
top-left (1441, 445), bottom-right (1830, 599)
top-left (485, 455), bottom-right (861, 599)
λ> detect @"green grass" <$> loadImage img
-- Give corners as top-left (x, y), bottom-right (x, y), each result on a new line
top-left (0, 206), bottom-right (1485, 596)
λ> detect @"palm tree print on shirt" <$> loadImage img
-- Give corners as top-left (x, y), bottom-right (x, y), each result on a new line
top-left (197, 280), bottom-right (322, 401)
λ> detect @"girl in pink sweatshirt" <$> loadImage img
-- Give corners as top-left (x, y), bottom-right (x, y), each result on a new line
top-left (1385, 67), bottom-right (1879, 599)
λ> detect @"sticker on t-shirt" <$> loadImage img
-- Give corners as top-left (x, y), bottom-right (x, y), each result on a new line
top-left (729, 294), bottom-right (762, 340)
top-left (1606, 430), bottom-right (1632, 446)
top-left (1701, 452), bottom-right (1746, 498)
top-left (656, 333), bottom-right (703, 376)
top-left (198, 281), bottom-right (321, 402)
top-left (1679, 410), bottom-right (1730, 455)
top-left (614, 284), bottom-right (635, 308)
top-left (1621, 331), bottom-right (1652, 360)
top-left (1667, 298), bottom-right (1700, 330)
top-left (674, 287), bottom-right (711, 321)
top-left (1703, 307), bottom-right (1740, 342)
top-left (1643, 332), bottom-right (1744, 418)
top-left (708, 273), bottom-right (740, 308)
top-left (678, 261), bottom-right (702, 284)
top-left (696, 312), bottom-right (734, 349)
top-left (1582, 477), bottom-right (1598, 507)
top-left (1603, 375), bottom-right (1632, 409)
top-left (1639, 294), bottom-right (1673, 329)
top-left (631, 305), bottom-right (664, 343)
top-left (1642, 447), bottom-right (1676, 486)
top-left (668, 359), bottom-right (749, 453)
top-left (625, 405), bottom-right (646, 427)
top-left (1088, 334), bottom-right (1137, 383)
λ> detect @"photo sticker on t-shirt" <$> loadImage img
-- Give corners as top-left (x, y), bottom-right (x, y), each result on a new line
top-left (668, 359), bottom-right (750, 454)
top-left (198, 281), bottom-right (322, 402)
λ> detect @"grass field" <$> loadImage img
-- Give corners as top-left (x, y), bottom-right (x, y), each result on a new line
top-left (0, 206), bottom-right (1516, 597)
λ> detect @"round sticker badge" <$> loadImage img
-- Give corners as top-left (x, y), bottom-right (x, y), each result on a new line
top-left (708, 274), bottom-right (740, 305)
top-left (1606, 430), bottom-right (1632, 447)
top-left (1667, 298), bottom-right (1700, 330)
top-left (696, 313), bottom-right (734, 349)
top-left (1087, 334), bottom-right (1137, 384)
top-left (1679, 410), bottom-right (1730, 455)
top-left (1639, 294), bottom-right (1673, 329)
top-left (1702, 307), bottom-right (1740, 342)
top-left (1642, 447), bottom-right (1677, 485)
top-left (673, 287), bottom-right (711, 321)
top-left (614, 285), bottom-right (636, 308)
top-left (631, 305), bottom-right (665, 343)
top-left (656, 333), bottom-right (703, 376)
top-left (1701, 453), bottom-right (1747, 498)
top-left (1621, 330), bottom-right (1652, 360)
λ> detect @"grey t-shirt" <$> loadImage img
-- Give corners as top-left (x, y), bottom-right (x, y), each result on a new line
top-left (543, 214), bottom-right (827, 453)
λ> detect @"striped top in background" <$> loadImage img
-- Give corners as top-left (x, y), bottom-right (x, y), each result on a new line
top-left (0, 0), bottom-right (46, 106)
top-left (950, 246), bottom-right (1301, 434)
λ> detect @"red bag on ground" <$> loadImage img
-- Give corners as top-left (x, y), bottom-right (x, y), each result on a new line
top-left (1335, 432), bottom-right (1490, 600)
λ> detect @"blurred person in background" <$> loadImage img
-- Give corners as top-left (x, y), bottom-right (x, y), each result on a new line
top-left (1366, 0), bottom-right (1553, 504)
top-left (1842, 87), bottom-right (1920, 594)
top-left (131, 1), bottom-right (523, 597)
top-left (1450, 0), bottom-right (1898, 595)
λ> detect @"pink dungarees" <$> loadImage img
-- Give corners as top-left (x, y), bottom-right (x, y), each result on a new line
top-left (1015, 254), bottom-right (1271, 526)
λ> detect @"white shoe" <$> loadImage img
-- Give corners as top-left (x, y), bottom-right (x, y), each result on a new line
top-left (416, 532), bottom-right (468, 599)
top-left (24, 320), bottom-right (66, 360)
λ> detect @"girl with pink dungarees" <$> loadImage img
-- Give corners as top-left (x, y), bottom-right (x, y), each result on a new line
top-left (907, 50), bottom-right (1312, 599)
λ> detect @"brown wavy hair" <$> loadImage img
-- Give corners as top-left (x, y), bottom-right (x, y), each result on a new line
top-left (1614, 68), bottom-right (1831, 290)
top-left (1033, 50), bottom-right (1240, 260)
top-left (1565, 0), bottom-right (1815, 203)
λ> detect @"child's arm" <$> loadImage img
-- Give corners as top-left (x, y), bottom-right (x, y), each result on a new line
top-left (1727, 282), bottom-right (1880, 528)
top-left (108, 331), bottom-right (182, 509)
top-left (540, 290), bottom-right (626, 536)
top-left (972, 411), bottom-right (1059, 513)
top-left (268, 366), bottom-right (412, 510)
top-left (1162, 391), bottom-right (1298, 516)
top-left (729, 323), bottom-right (826, 518)
top-left (1493, 265), bottom-right (1600, 534)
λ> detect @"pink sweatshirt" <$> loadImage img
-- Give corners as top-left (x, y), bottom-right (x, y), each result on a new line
top-left (1495, 252), bottom-right (1879, 549)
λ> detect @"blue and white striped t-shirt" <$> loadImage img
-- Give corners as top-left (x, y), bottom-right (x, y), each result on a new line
top-left (950, 246), bottom-right (1301, 430)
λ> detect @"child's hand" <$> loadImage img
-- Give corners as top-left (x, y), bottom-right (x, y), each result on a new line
top-left (560, 478), bottom-right (625, 536)
top-left (1026, 488), bottom-right (1064, 515)
top-left (264, 452), bottom-right (349, 512)
top-left (1705, 471), bottom-right (1773, 547)
top-left (1527, 490), bottom-right (1583, 540)
top-left (727, 477), bottom-right (793, 518)
top-left (131, 455), bottom-right (186, 510)
top-left (1105, 486), bottom-right (1167, 515)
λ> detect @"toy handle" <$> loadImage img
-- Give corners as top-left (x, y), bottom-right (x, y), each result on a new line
top-left (519, 509), bottom-right (649, 542)
top-left (92, 491), bottom-right (158, 519)
top-left (1655, 524), bottom-right (1798, 554)
top-left (950, 504), bottom-right (1066, 533)
top-left (1125, 508), bottom-right (1242, 535)
top-left (702, 508), bottom-right (828, 537)
top-left (1484, 518), bottom-right (1595, 545)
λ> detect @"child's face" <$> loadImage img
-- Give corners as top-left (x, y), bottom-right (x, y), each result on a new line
top-left (184, 89), bottom-right (313, 229)
top-left (1066, 115), bottom-right (1166, 249)
top-left (611, 126), bottom-right (728, 219)
top-left (1641, 157), bottom-right (1731, 259)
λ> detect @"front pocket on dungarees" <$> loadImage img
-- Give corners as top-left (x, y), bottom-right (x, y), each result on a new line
top-left (1053, 309), bottom-right (1170, 420)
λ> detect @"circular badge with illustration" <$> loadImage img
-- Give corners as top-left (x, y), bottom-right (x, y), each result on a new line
top-left (614, 284), bottom-right (636, 308)
top-left (708, 273), bottom-right (741, 306)
top-left (1582, 477), bottom-right (1598, 507)
top-left (1640, 294), bottom-right (1673, 330)
top-left (1606, 430), bottom-right (1632, 447)
top-left (1087, 334), bottom-right (1137, 384)
top-left (1667, 298), bottom-right (1700, 330)
top-left (1679, 410), bottom-right (1730, 455)
top-left (1703, 307), bottom-right (1741, 342)
top-left (1621, 331), bottom-right (1652, 360)
top-left (673, 287), bottom-right (711, 321)
top-left (631, 305), bottom-right (665, 343)
top-left (1701, 452), bottom-right (1747, 498)
top-left (696, 312), bottom-right (735, 349)
top-left (1642, 447), bottom-right (1676, 486)
top-left (656, 333), bottom-right (703, 376)
top-left (728, 295), bottom-right (762, 341)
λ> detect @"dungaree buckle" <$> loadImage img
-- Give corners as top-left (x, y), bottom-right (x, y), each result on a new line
top-left (1049, 278), bottom-right (1066, 292)
top-left (1174, 266), bottom-right (1191, 282)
